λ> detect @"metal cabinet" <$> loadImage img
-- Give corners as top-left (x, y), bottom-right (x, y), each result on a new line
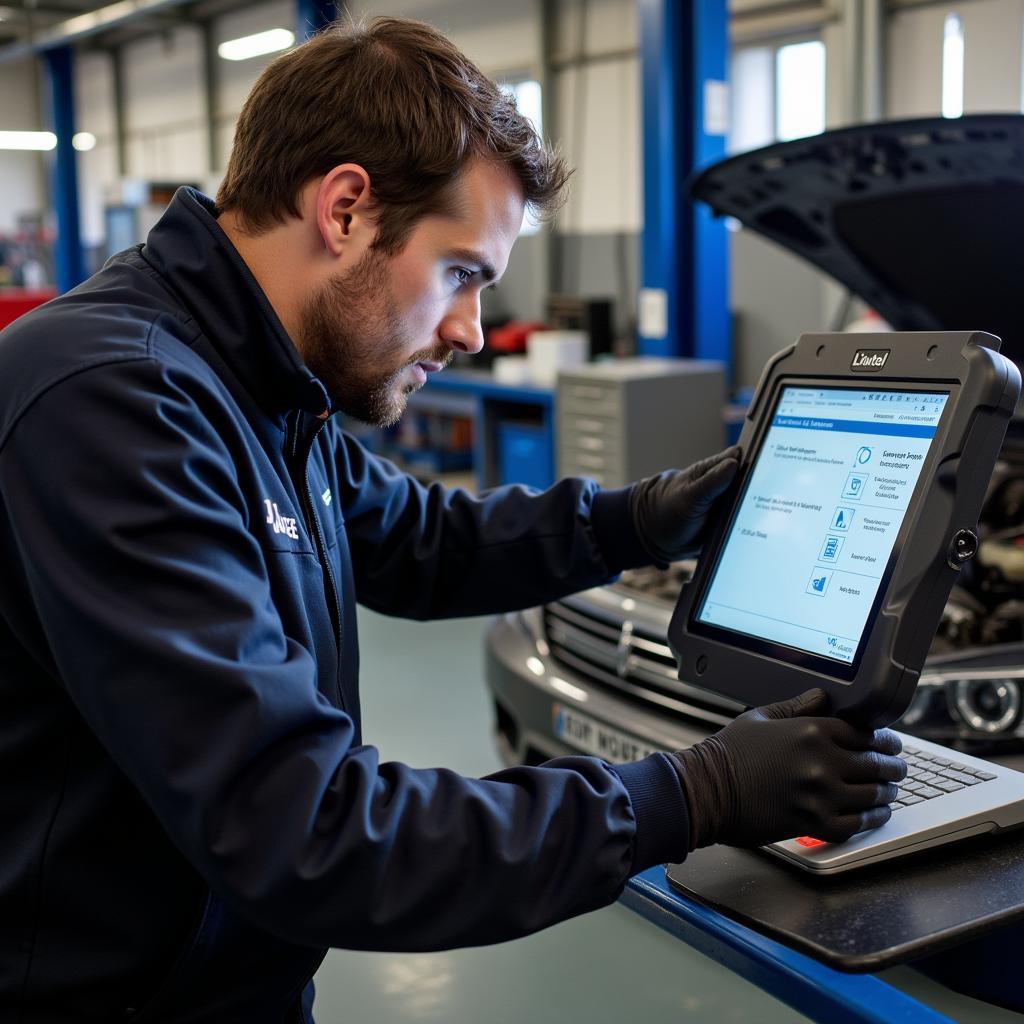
top-left (556, 359), bottom-right (726, 487)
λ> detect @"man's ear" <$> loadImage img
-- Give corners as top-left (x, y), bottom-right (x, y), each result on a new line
top-left (316, 164), bottom-right (376, 258)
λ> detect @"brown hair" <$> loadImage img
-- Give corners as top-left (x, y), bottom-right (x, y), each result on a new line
top-left (216, 16), bottom-right (571, 252)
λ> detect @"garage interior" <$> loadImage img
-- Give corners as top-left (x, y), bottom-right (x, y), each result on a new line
top-left (4, 0), bottom-right (1024, 1020)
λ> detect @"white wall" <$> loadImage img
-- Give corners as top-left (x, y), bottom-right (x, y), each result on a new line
top-left (887, 5), bottom-right (952, 118)
top-left (0, 59), bottom-right (45, 234)
top-left (74, 50), bottom-right (118, 249)
top-left (377, 0), bottom-right (540, 75)
top-left (962, 0), bottom-right (1024, 110)
top-left (214, 0), bottom-right (294, 182)
top-left (123, 26), bottom-right (207, 182)
top-left (554, 0), bottom-right (637, 56)
top-left (555, 55), bottom-right (641, 234)
top-left (551, 0), bottom-right (640, 235)
top-left (887, 0), bottom-right (1024, 118)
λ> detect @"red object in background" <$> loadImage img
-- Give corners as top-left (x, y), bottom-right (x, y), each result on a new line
top-left (487, 320), bottom-right (548, 354)
top-left (0, 289), bottom-right (58, 330)
top-left (795, 837), bottom-right (828, 848)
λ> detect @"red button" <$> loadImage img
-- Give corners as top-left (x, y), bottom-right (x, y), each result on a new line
top-left (796, 836), bottom-right (827, 848)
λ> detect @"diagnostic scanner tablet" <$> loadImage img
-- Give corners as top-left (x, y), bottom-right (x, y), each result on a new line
top-left (668, 332), bottom-right (1021, 728)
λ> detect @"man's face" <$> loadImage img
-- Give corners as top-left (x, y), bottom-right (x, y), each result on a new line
top-left (299, 158), bottom-right (525, 427)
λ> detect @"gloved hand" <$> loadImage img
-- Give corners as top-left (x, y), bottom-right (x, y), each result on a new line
top-left (630, 446), bottom-right (741, 566)
top-left (669, 689), bottom-right (906, 849)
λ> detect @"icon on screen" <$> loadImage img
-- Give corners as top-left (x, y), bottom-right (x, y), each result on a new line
top-left (832, 507), bottom-right (855, 531)
top-left (856, 446), bottom-right (872, 465)
top-left (806, 569), bottom-right (834, 596)
top-left (842, 473), bottom-right (869, 500)
top-left (819, 535), bottom-right (844, 561)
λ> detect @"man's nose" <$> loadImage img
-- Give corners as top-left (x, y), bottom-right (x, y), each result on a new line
top-left (440, 297), bottom-right (485, 355)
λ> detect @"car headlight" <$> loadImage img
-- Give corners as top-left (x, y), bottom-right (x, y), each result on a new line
top-left (950, 677), bottom-right (1022, 734)
top-left (897, 666), bottom-right (1024, 750)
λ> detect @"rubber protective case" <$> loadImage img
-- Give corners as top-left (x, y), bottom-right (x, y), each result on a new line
top-left (668, 332), bottom-right (1021, 728)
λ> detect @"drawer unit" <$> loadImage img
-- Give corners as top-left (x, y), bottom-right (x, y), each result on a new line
top-left (562, 414), bottom-right (618, 440)
top-left (558, 447), bottom-right (623, 481)
top-left (556, 358), bottom-right (726, 488)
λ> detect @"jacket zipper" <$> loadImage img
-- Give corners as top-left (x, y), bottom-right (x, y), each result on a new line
top-left (290, 415), bottom-right (346, 711)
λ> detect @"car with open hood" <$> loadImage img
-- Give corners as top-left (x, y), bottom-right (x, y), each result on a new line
top-left (486, 113), bottom-right (1024, 772)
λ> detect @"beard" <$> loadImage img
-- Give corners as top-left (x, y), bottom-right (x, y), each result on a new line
top-left (298, 247), bottom-right (452, 428)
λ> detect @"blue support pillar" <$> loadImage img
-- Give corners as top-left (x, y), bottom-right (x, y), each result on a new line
top-left (296, 0), bottom-right (336, 40)
top-left (638, 0), bottom-right (730, 368)
top-left (43, 45), bottom-right (85, 294)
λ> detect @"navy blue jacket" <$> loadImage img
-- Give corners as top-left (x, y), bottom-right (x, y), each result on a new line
top-left (0, 189), bottom-right (689, 1022)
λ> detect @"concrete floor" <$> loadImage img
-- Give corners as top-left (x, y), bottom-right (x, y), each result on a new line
top-left (311, 608), bottom-right (1022, 1023)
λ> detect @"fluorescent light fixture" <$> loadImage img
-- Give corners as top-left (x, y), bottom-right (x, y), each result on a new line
top-left (218, 28), bottom-right (294, 62)
top-left (72, 132), bottom-right (96, 151)
top-left (0, 131), bottom-right (57, 151)
top-left (942, 13), bottom-right (964, 119)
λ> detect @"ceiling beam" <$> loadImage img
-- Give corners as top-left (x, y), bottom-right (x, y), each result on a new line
top-left (0, 0), bottom-right (196, 63)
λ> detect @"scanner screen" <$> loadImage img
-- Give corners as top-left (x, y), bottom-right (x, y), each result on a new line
top-left (697, 386), bottom-right (948, 665)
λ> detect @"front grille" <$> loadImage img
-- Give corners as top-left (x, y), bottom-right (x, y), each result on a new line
top-left (542, 601), bottom-right (742, 728)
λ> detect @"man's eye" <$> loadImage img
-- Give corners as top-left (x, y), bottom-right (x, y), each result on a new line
top-left (452, 267), bottom-right (474, 285)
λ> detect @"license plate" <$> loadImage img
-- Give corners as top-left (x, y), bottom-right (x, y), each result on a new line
top-left (552, 704), bottom-right (660, 763)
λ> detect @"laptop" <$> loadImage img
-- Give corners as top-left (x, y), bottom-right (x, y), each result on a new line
top-left (766, 730), bottom-right (1024, 873)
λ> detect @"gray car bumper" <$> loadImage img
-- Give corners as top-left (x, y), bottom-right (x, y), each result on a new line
top-left (485, 609), bottom-right (715, 767)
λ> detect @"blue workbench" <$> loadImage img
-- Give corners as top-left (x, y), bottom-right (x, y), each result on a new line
top-left (621, 827), bottom-right (1024, 1023)
top-left (622, 867), bottom-right (957, 1023)
top-left (404, 369), bottom-right (555, 491)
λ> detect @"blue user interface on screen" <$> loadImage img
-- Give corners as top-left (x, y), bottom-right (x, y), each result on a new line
top-left (697, 386), bottom-right (948, 665)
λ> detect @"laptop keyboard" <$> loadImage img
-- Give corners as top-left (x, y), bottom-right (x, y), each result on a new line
top-left (894, 745), bottom-right (998, 809)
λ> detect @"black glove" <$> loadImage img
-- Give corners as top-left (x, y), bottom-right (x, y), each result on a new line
top-left (630, 446), bottom-right (741, 566)
top-left (669, 689), bottom-right (906, 849)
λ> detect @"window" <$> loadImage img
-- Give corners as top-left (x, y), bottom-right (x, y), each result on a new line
top-left (942, 13), bottom-right (964, 118)
top-left (729, 38), bottom-right (826, 154)
top-left (500, 79), bottom-right (543, 236)
top-left (776, 40), bottom-right (826, 141)
top-left (729, 47), bottom-right (774, 154)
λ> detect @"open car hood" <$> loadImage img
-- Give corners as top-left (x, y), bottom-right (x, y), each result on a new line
top-left (690, 114), bottom-right (1024, 366)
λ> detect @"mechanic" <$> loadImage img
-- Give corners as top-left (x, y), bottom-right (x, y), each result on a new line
top-left (0, 16), bottom-right (906, 1022)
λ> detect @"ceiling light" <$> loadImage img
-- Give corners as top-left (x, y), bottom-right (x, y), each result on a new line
top-left (72, 132), bottom-right (96, 151)
top-left (0, 131), bottom-right (57, 151)
top-left (218, 28), bottom-right (294, 62)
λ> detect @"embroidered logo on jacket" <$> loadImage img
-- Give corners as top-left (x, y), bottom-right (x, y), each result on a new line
top-left (264, 499), bottom-right (299, 540)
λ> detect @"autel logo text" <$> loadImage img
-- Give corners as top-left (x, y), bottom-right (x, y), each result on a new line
top-left (850, 349), bottom-right (890, 371)
top-left (264, 499), bottom-right (299, 540)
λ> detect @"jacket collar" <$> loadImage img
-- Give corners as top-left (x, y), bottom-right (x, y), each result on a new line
top-left (141, 187), bottom-right (331, 419)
